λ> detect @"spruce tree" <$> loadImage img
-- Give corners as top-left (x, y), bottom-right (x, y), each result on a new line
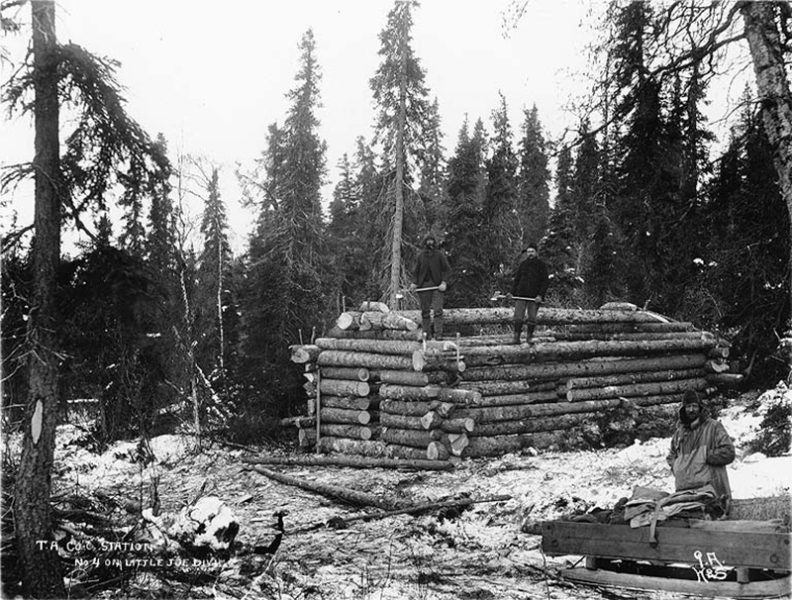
top-left (419, 97), bottom-right (448, 232)
top-left (370, 0), bottom-right (431, 305)
top-left (516, 104), bottom-right (550, 247)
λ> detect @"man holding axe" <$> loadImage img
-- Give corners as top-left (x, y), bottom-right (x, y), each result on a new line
top-left (410, 234), bottom-right (450, 340)
top-left (508, 243), bottom-right (548, 344)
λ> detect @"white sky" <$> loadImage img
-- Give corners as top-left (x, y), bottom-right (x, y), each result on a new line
top-left (0, 0), bottom-right (749, 254)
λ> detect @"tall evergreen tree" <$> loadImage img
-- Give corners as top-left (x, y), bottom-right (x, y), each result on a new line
top-left (516, 104), bottom-right (550, 246)
top-left (444, 117), bottom-right (488, 306)
top-left (240, 29), bottom-right (326, 410)
top-left (484, 94), bottom-right (520, 293)
top-left (419, 97), bottom-right (447, 232)
top-left (370, 0), bottom-right (431, 306)
top-left (540, 145), bottom-right (577, 298)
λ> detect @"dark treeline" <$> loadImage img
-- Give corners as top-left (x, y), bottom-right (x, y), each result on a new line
top-left (2, 1), bottom-right (789, 447)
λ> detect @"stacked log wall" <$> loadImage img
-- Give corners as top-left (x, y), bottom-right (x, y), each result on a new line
top-left (288, 305), bottom-right (738, 463)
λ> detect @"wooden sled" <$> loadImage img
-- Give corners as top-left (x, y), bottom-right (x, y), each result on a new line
top-left (542, 514), bottom-right (791, 599)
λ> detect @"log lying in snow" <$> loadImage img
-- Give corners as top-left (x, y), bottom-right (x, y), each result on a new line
top-left (462, 354), bottom-right (707, 381)
top-left (373, 370), bottom-right (450, 386)
top-left (321, 395), bottom-right (380, 411)
top-left (289, 344), bottom-right (321, 364)
top-left (321, 423), bottom-right (379, 440)
top-left (319, 378), bottom-right (370, 397)
top-left (318, 350), bottom-right (413, 371)
top-left (380, 399), bottom-right (455, 417)
top-left (398, 307), bottom-right (677, 327)
top-left (566, 368), bottom-right (705, 390)
top-left (320, 407), bottom-right (374, 425)
top-left (245, 465), bottom-right (397, 510)
top-left (565, 377), bottom-right (707, 402)
top-left (461, 338), bottom-right (716, 367)
top-left (242, 453), bottom-right (452, 471)
top-left (320, 367), bottom-right (371, 381)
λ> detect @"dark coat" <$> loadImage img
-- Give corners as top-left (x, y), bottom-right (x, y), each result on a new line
top-left (511, 257), bottom-right (549, 298)
top-left (413, 249), bottom-right (450, 288)
top-left (666, 406), bottom-right (735, 500)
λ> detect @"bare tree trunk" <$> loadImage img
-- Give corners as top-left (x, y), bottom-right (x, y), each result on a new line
top-left (14, 2), bottom-right (66, 597)
top-left (741, 2), bottom-right (792, 314)
top-left (388, 9), bottom-right (409, 308)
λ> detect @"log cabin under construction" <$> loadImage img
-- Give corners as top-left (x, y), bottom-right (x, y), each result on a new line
top-left (286, 303), bottom-right (738, 465)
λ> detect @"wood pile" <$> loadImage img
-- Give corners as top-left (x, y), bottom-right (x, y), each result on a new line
top-left (286, 303), bottom-right (737, 464)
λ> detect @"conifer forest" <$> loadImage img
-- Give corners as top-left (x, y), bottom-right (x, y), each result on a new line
top-left (1, 1), bottom-right (791, 599)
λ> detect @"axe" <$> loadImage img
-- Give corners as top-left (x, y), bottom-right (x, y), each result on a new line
top-left (490, 291), bottom-right (541, 303)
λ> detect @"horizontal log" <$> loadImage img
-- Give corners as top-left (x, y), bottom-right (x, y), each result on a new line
top-left (555, 322), bottom-right (695, 333)
top-left (379, 384), bottom-right (482, 405)
top-left (412, 350), bottom-right (466, 372)
top-left (566, 378), bottom-right (707, 402)
top-left (386, 443), bottom-right (436, 461)
top-left (462, 354), bottom-right (707, 381)
top-left (316, 337), bottom-right (421, 355)
top-left (455, 395), bottom-right (684, 423)
top-left (289, 344), bottom-right (321, 364)
top-left (466, 390), bottom-right (560, 407)
top-left (320, 407), bottom-right (373, 425)
top-left (706, 373), bottom-right (745, 386)
top-left (463, 431), bottom-right (560, 458)
top-left (381, 427), bottom-right (441, 448)
top-left (280, 415), bottom-right (316, 428)
top-left (372, 370), bottom-right (450, 386)
top-left (325, 326), bottom-right (422, 341)
top-left (461, 338), bottom-right (716, 367)
top-left (380, 412), bottom-right (427, 431)
top-left (458, 379), bottom-right (559, 396)
top-left (321, 424), bottom-right (378, 441)
top-left (318, 350), bottom-right (413, 370)
top-left (321, 395), bottom-right (380, 411)
top-left (705, 359), bottom-right (730, 373)
top-left (242, 453), bottom-right (453, 471)
top-left (380, 399), bottom-right (455, 417)
top-left (471, 413), bottom-right (593, 437)
top-left (318, 437), bottom-right (389, 457)
top-left (337, 311), bottom-right (363, 330)
top-left (320, 367), bottom-right (370, 382)
top-left (246, 465), bottom-right (396, 510)
top-left (359, 301), bottom-right (390, 313)
top-left (566, 368), bottom-right (705, 390)
top-left (551, 331), bottom-right (713, 342)
top-left (397, 307), bottom-right (674, 326)
top-left (319, 378), bottom-right (370, 397)
top-left (427, 441), bottom-right (450, 461)
top-left (439, 417), bottom-right (477, 433)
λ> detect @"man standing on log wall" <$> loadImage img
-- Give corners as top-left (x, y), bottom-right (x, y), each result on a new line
top-left (509, 244), bottom-right (549, 344)
top-left (411, 235), bottom-right (450, 340)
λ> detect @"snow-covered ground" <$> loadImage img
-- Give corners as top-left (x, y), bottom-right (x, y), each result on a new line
top-left (6, 386), bottom-right (791, 599)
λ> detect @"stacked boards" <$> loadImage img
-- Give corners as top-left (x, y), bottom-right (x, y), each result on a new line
top-left (287, 303), bottom-right (732, 464)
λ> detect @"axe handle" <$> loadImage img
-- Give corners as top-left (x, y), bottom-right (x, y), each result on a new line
top-left (415, 286), bottom-right (440, 292)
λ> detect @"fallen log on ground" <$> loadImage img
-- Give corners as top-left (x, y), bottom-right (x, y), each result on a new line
top-left (241, 453), bottom-right (452, 471)
top-left (294, 494), bottom-right (512, 533)
top-left (245, 465), bottom-right (398, 510)
top-left (461, 354), bottom-right (707, 381)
